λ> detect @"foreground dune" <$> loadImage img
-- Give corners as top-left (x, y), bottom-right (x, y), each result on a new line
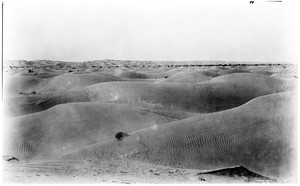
top-left (3, 103), bottom-right (195, 160)
top-left (64, 92), bottom-right (296, 180)
top-left (3, 92), bottom-right (296, 181)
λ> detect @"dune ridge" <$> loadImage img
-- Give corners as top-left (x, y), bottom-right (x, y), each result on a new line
top-left (5, 73), bottom-right (294, 117)
top-left (38, 73), bottom-right (122, 92)
top-left (5, 73), bottom-right (123, 95)
top-left (7, 73), bottom-right (296, 116)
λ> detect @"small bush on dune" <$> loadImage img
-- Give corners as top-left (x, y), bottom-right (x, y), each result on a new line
top-left (115, 132), bottom-right (129, 141)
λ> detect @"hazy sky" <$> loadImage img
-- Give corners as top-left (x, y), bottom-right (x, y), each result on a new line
top-left (4, 0), bottom-right (299, 62)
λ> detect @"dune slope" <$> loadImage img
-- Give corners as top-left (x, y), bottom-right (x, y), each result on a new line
top-left (3, 103), bottom-right (194, 160)
top-left (64, 92), bottom-right (297, 179)
top-left (4, 73), bottom-right (122, 95)
top-left (114, 70), bottom-right (149, 79)
top-left (4, 76), bottom-right (51, 95)
top-left (157, 71), bottom-right (212, 83)
top-left (38, 73), bottom-right (122, 92)
top-left (85, 74), bottom-right (294, 112)
top-left (197, 68), bottom-right (249, 77)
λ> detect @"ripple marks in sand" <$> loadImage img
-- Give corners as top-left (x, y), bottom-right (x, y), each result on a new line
top-left (64, 92), bottom-right (296, 179)
top-left (4, 111), bottom-right (64, 160)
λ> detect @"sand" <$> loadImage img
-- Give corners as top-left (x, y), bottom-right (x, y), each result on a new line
top-left (2, 61), bottom-right (297, 183)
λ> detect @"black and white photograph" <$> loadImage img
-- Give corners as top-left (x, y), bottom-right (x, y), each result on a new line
top-left (1, 0), bottom-right (299, 184)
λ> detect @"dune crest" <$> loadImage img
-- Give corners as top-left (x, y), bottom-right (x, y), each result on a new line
top-left (156, 71), bottom-right (212, 83)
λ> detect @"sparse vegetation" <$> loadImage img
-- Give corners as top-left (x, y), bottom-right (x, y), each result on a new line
top-left (115, 132), bottom-right (130, 141)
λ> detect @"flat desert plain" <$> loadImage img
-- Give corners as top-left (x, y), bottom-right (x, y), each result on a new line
top-left (2, 60), bottom-right (298, 183)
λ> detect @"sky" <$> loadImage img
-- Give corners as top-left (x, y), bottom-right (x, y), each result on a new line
top-left (3, 0), bottom-right (300, 62)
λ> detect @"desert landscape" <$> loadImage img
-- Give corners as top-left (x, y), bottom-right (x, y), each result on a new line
top-left (2, 60), bottom-right (297, 183)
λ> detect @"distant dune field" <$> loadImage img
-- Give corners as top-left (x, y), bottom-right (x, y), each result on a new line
top-left (2, 61), bottom-right (297, 183)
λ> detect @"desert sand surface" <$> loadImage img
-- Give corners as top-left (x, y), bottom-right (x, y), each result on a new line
top-left (2, 60), bottom-right (297, 183)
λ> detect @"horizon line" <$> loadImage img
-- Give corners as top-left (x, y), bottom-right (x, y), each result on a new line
top-left (4, 59), bottom-right (292, 64)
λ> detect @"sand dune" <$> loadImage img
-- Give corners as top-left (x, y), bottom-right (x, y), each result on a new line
top-left (114, 69), bottom-right (179, 79)
top-left (197, 68), bottom-right (249, 77)
top-left (3, 102), bottom-right (195, 161)
top-left (156, 71), bottom-right (212, 83)
top-left (84, 74), bottom-right (295, 112)
top-left (64, 92), bottom-right (296, 179)
top-left (3, 61), bottom-right (297, 183)
top-left (4, 73), bottom-right (122, 95)
top-left (271, 72), bottom-right (298, 80)
top-left (4, 76), bottom-right (51, 95)
top-left (114, 70), bottom-right (150, 79)
top-left (38, 73), bottom-right (122, 92)
top-left (4, 91), bottom-right (90, 117)
top-left (209, 72), bottom-right (293, 85)
top-left (17, 71), bottom-right (63, 78)
top-left (251, 70), bottom-right (274, 75)
top-left (5, 73), bottom-right (295, 117)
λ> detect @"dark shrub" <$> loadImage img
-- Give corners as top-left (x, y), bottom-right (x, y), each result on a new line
top-left (115, 132), bottom-right (129, 141)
